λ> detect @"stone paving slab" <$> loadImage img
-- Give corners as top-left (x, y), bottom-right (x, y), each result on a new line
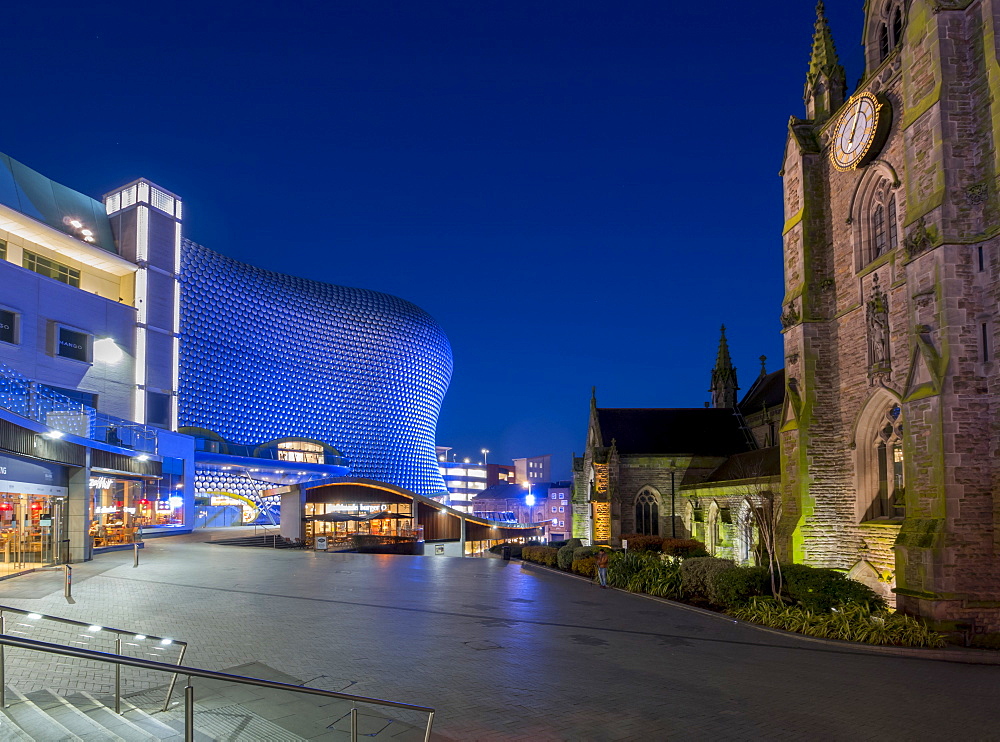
top-left (0, 527), bottom-right (997, 740)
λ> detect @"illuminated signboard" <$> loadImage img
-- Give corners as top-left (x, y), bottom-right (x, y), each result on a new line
top-left (593, 502), bottom-right (611, 542)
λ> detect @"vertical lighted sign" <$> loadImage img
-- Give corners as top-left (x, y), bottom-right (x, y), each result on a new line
top-left (593, 502), bottom-right (611, 543)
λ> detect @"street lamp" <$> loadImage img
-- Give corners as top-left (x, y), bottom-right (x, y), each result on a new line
top-left (669, 460), bottom-right (677, 538)
top-left (481, 448), bottom-right (489, 466)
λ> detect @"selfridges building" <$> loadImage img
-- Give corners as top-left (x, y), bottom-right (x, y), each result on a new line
top-left (0, 150), bottom-right (452, 572)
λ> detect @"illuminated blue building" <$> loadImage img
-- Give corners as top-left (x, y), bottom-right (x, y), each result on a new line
top-left (178, 242), bottom-right (453, 497)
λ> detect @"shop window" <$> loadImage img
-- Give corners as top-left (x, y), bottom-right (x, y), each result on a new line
top-left (0, 309), bottom-right (17, 345)
top-left (56, 326), bottom-right (92, 362)
top-left (277, 440), bottom-right (324, 464)
top-left (24, 250), bottom-right (81, 288)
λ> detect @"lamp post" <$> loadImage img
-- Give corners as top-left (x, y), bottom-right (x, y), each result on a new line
top-left (669, 460), bottom-right (677, 538)
top-left (481, 448), bottom-right (489, 466)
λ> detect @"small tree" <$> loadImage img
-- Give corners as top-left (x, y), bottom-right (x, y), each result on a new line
top-left (733, 459), bottom-right (784, 601)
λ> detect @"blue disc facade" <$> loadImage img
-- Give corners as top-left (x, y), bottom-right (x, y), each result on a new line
top-left (178, 241), bottom-right (452, 496)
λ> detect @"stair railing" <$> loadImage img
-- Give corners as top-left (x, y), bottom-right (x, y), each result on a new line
top-left (0, 605), bottom-right (187, 713)
top-left (0, 633), bottom-right (434, 742)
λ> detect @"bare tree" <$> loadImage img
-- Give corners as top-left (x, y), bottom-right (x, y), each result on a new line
top-left (733, 455), bottom-right (784, 601)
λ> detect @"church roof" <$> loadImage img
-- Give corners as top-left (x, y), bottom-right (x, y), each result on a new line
top-left (596, 408), bottom-right (749, 456)
top-left (702, 446), bottom-right (781, 483)
top-left (738, 369), bottom-right (785, 416)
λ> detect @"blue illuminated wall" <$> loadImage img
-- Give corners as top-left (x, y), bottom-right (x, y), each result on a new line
top-left (178, 242), bottom-right (453, 496)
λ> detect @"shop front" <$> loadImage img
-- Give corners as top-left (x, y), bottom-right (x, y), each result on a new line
top-left (89, 467), bottom-right (185, 548)
top-left (0, 453), bottom-right (70, 577)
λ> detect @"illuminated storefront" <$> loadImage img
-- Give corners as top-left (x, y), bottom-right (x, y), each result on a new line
top-left (0, 452), bottom-right (70, 576)
top-left (88, 460), bottom-right (186, 548)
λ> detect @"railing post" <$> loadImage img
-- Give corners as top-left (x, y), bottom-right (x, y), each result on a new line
top-left (64, 564), bottom-right (72, 599)
top-left (133, 542), bottom-right (139, 568)
top-left (423, 710), bottom-right (435, 742)
top-left (351, 706), bottom-right (358, 742)
top-left (115, 635), bottom-right (122, 714)
top-left (0, 612), bottom-right (5, 709)
top-left (184, 677), bottom-right (194, 742)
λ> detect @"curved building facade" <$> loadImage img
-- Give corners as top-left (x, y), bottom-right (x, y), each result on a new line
top-left (178, 241), bottom-right (452, 496)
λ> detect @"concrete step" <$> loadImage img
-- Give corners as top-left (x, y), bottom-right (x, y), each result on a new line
top-left (1, 685), bottom-right (84, 741)
top-left (24, 688), bottom-right (128, 741)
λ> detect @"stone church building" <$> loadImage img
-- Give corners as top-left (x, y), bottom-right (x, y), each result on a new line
top-left (575, 0), bottom-right (1000, 632)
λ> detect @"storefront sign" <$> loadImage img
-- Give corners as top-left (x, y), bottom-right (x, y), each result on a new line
top-left (57, 327), bottom-right (91, 362)
top-left (95, 506), bottom-right (137, 515)
top-left (0, 309), bottom-right (15, 344)
top-left (90, 477), bottom-right (115, 490)
top-left (0, 454), bottom-right (67, 493)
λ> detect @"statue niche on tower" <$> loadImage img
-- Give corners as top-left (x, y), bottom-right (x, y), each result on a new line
top-left (867, 273), bottom-right (891, 385)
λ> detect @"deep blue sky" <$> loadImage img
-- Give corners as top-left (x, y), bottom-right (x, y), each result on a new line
top-left (7, 1), bottom-right (864, 479)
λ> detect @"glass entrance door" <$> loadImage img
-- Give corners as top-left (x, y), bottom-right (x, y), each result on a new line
top-left (0, 492), bottom-right (59, 576)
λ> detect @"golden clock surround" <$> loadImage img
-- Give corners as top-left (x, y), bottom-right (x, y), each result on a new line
top-left (829, 92), bottom-right (891, 172)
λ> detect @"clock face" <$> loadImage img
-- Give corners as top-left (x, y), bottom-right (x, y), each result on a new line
top-left (830, 92), bottom-right (885, 171)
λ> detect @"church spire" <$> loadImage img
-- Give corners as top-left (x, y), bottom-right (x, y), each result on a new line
top-left (709, 325), bottom-right (739, 409)
top-left (804, 1), bottom-right (846, 123)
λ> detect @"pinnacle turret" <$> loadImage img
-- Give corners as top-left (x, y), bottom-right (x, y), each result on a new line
top-left (804, 1), bottom-right (846, 123)
top-left (709, 325), bottom-right (739, 409)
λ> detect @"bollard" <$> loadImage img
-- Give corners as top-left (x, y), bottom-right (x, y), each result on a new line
top-left (1, 612), bottom-right (5, 709)
top-left (64, 564), bottom-right (72, 599)
top-left (351, 707), bottom-right (358, 742)
top-left (134, 542), bottom-right (139, 568)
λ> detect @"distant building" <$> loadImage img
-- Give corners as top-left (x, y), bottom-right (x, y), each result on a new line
top-left (486, 463), bottom-right (516, 488)
top-left (513, 454), bottom-right (551, 484)
top-left (472, 482), bottom-right (567, 541)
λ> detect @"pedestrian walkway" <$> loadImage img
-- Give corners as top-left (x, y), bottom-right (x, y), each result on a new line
top-left (0, 528), bottom-right (998, 741)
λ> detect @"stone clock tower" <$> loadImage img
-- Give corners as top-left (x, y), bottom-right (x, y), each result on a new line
top-left (780, 0), bottom-right (1000, 631)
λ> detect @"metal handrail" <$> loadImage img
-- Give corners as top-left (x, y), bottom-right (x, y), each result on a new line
top-left (0, 604), bottom-right (188, 713)
top-left (0, 633), bottom-right (434, 742)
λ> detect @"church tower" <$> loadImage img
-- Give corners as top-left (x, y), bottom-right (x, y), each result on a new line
top-left (780, 1), bottom-right (1000, 630)
top-left (709, 325), bottom-right (739, 409)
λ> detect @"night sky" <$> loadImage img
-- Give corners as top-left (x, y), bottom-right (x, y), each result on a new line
top-left (7, 1), bottom-right (864, 479)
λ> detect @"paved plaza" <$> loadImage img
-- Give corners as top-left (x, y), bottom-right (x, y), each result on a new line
top-left (0, 529), bottom-right (998, 741)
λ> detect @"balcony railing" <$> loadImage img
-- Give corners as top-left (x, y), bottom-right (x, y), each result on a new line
top-left (0, 361), bottom-right (158, 453)
top-left (193, 438), bottom-right (349, 467)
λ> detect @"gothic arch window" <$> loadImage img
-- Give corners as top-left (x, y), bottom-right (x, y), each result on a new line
top-left (854, 391), bottom-right (906, 522)
top-left (851, 166), bottom-right (902, 270)
top-left (634, 488), bottom-right (660, 536)
top-left (869, 1), bottom-right (906, 68)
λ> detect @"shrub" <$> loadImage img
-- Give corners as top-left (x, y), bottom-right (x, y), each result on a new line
top-left (661, 538), bottom-right (710, 558)
top-left (522, 546), bottom-right (559, 567)
top-left (549, 540), bottom-right (568, 550)
top-left (680, 557), bottom-right (735, 603)
top-left (565, 538), bottom-right (584, 549)
top-left (711, 566), bottom-right (771, 608)
top-left (781, 564), bottom-right (886, 612)
top-left (729, 599), bottom-right (946, 648)
top-left (621, 534), bottom-right (665, 552)
top-left (572, 556), bottom-right (597, 579)
top-left (970, 633), bottom-right (1000, 650)
top-left (607, 551), bottom-right (683, 598)
top-left (557, 545), bottom-right (576, 570)
top-left (488, 543), bottom-right (525, 558)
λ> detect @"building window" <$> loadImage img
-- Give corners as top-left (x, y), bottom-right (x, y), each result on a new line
top-left (863, 406), bottom-right (905, 521)
top-left (23, 250), bottom-right (81, 288)
top-left (277, 440), bottom-right (324, 464)
top-left (635, 490), bottom-right (659, 536)
top-left (0, 309), bottom-right (17, 345)
top-left (876, 1), bottom-right (905, 63)
top-left (872, 204), bottom-right (886, 258)
top-left (0, 238), bottom-right (7, 260)
top-left (551, 506), bottom-right (557, 513)
top-left (854, 173), bottom-right (900, 268)
top-left (551, 493), bottom-right (558, 499)
top-left (56, 326), bottom-right (92, 362)
top-left (887, 196), bottom-right (898, 251)
top-left (146, 392), bottom-right (172, 428)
